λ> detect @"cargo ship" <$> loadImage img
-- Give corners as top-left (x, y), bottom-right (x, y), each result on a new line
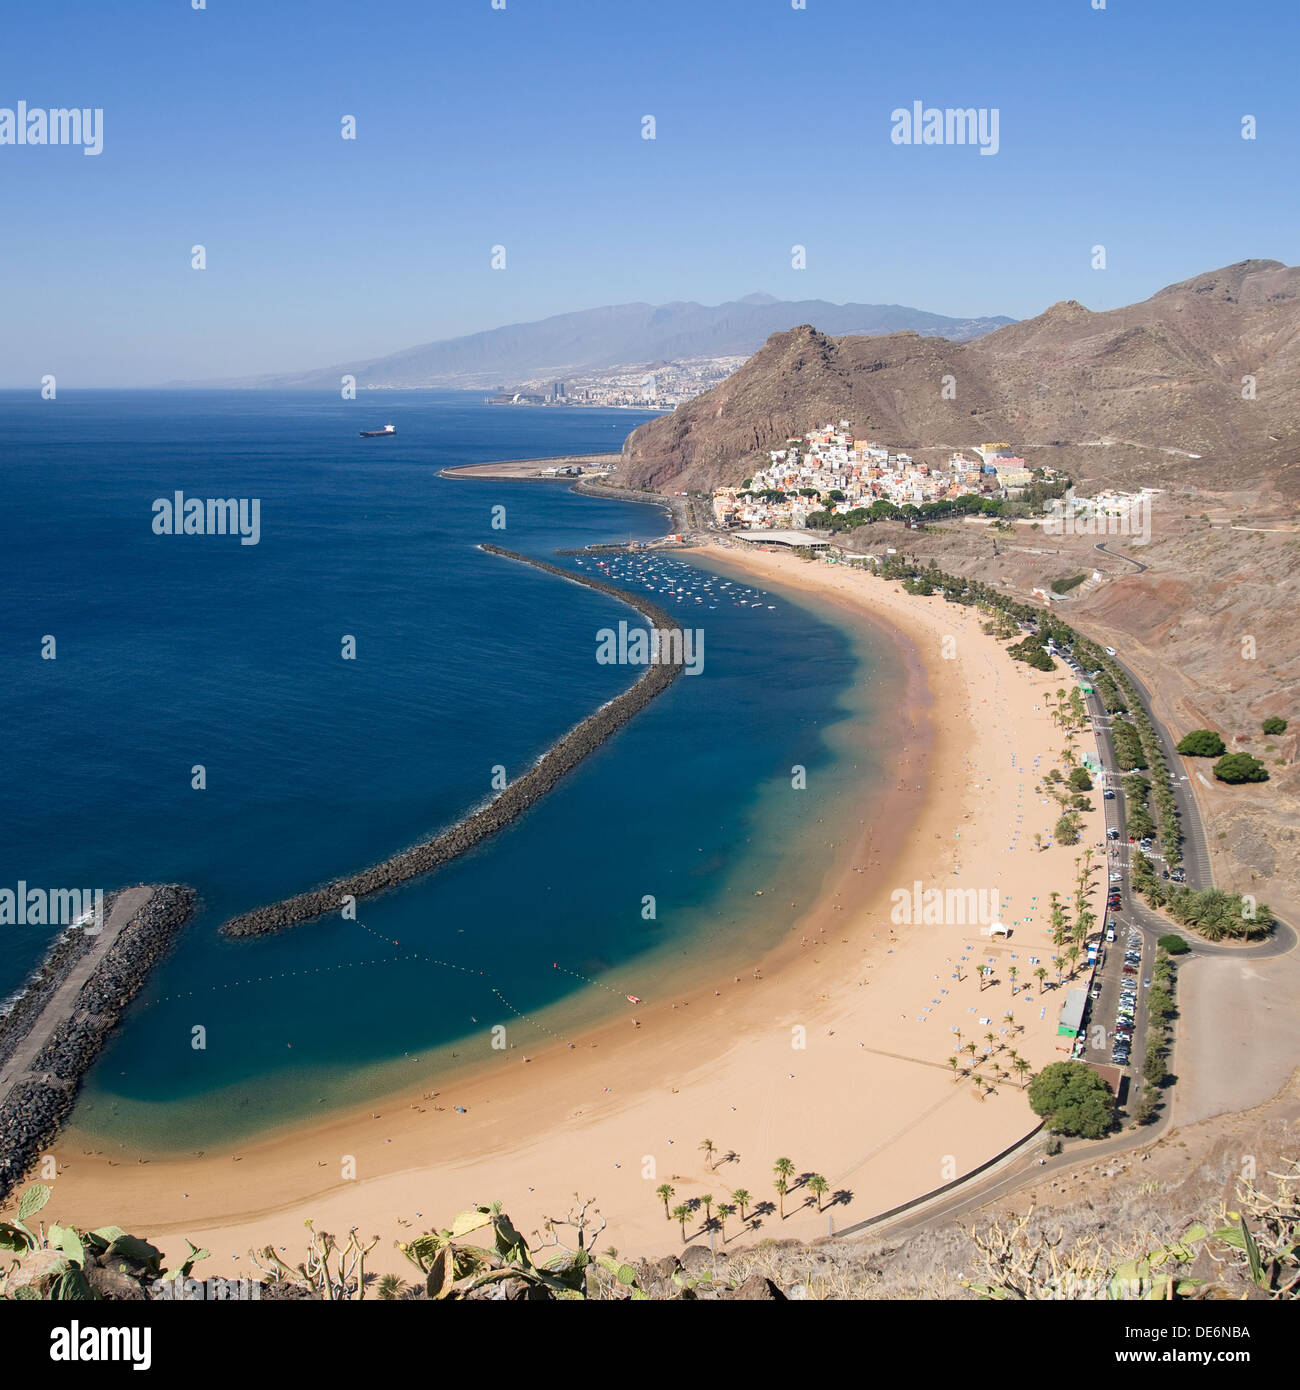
top-left (359, 424), bottom-right (396, 438)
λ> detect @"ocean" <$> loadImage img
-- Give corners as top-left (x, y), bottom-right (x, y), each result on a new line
top-left (0, 390), bottom-right (897, 1149)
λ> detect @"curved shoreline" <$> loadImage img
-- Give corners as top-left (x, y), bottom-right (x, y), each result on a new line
top-left (219, 544), bottom-right (688, 939)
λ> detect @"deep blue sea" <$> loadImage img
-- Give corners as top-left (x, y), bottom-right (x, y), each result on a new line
top-left (0, 391), bottom-right (894, 1149)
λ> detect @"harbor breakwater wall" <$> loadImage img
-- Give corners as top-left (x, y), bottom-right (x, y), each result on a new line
top-left (218, 543), bottom-right (687, 940)
top-left (0, 884), bottom-right (195, 1203)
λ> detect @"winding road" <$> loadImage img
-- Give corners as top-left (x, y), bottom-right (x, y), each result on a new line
top-left (832, 601), bottom-right (1297, 1246)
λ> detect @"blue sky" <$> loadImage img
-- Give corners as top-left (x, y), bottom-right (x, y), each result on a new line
top-left (2, 0), bottom-right (1297, 385)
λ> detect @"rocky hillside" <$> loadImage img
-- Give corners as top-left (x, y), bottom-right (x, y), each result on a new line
top-left (618, 259), bottom-right (1300, 920)
top-left (620, 259), bottom-right (1300, 501)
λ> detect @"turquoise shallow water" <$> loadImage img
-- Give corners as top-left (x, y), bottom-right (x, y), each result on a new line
top-left (0, 391), bottom-right (898, 1150)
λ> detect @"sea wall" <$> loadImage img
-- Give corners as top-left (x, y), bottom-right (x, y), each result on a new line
top-left (218, 544), bottom-right (686, 940)
top-left (0, 913), bottom-right (102, 1073)
top-left (0, 884), bottom-right (195, 1204)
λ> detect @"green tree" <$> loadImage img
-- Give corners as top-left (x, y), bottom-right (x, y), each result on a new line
top-left (1027, 1061), bottom-right (1115, 1139)
top-left (1213, 753), bottom-right (1269, 784)
top-left (774, 1177), bottom-right (788, 1219)
top-left (656, 1184), bottom-right (675, 1219)
top-left (699, 1138), bottom-right (717, 1170)
top-left (807, 1175), bottom-right (829, 1211)
top-left (1176, 729), bottom-right (1226, 757)
top-left (699, 1194), bottom-right (714, 1221)
top-left (1261, 716), bottom-right (1287, 736)
top-left (1068, 767), bottom-right (1093, 791)
top-left (671, 1204), bottom-right (691, 1241)
top-left (731, 1188), bottom-right (752, 1222)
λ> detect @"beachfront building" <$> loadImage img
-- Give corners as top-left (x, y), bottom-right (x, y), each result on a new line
top-left (1056, 985), bottom-right (1088, 1048)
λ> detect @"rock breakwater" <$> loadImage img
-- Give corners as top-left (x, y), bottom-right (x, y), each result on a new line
top-left (0, 884), bottom-right (195, 1203)
top-left (219, 544), bottom-right (687, 940)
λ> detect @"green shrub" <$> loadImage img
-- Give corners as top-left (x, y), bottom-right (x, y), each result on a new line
top-left (1262, 716), bottom-right (1287, 735)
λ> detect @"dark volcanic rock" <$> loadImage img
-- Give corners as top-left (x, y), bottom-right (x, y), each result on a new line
top-left (725, 1274), bottom-right (787, 1301)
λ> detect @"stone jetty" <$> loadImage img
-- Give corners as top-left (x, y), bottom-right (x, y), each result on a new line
top-left (218, 543), bottom-right (688, 939)
top-left (0, 883), bottom-right (195, 1203)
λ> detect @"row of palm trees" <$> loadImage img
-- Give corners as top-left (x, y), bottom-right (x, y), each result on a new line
top-left (655, 1147), bottom-right (831, 1242)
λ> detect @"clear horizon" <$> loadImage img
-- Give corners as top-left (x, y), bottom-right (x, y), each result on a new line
top-left (4, 0), bottom-right (1297, 386)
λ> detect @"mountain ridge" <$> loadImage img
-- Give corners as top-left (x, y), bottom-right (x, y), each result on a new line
top-left (619, 259), bottom-right (1300, 498)
top-left (172, 295), bottom-right (1015, 390)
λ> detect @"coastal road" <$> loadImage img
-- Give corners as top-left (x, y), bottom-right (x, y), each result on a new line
top-left (832, 626), bottom-right (1296, 1248)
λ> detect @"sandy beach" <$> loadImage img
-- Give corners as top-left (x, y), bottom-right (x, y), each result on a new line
top-left (44, 541), bottom-right (1104, 1276)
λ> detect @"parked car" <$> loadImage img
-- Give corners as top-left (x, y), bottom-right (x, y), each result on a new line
top-left (1103, 790), bottom-right (1116, 800)
top-left (1105, 646), bottom-right (1117, 656)
top-left (1107, 828), bottom-right (1121, 840)
top-left (1091, 985), bottom-right (1102, 999)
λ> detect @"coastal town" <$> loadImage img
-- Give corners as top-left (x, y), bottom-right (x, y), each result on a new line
top-left (485, 355), bottom-right (747, 410)
top-left (708, 421), bottom-right (1160, 538)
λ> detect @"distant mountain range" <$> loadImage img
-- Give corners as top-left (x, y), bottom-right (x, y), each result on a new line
top-left (187, 294), bottom-right (1014, 390)
top-left (621, 260), bottom-right (1300, 500)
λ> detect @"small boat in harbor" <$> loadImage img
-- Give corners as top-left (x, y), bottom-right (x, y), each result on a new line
top-left (359, 424), bottom-right (396, 438)
top-left (626, 994), bottom-right (641, 1004)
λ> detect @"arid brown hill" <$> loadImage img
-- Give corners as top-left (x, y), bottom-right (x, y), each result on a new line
top-left (621, 260), bottom-right (1300, 500)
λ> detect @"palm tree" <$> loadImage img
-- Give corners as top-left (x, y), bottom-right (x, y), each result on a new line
top-left (1004, 1011), bottom-right (1015, 1033)
top-left (717, 1203), bottom-right (736, 1242)
top-left (984, 1030), bottom-right (998, 1055)
top-left (699, 1138), bottom-right (717, 1170)
top-left (731, 1188), bottom-right (752, 1222)
top-left (671, 1204), bottom-right (691, 1241)
top-left (775, 1176), bottom-right (788, 1218)
top-left (1008, 966), bottom-right (1018, 995)
top-left (699, 1194), bottom-right (714, 1222)
top-left (1014, 1057), bottom-right (1032, 1088)
top-left (946, 1055), bottom-right (961, 1081)
top-left (656, 1184), bottom-right (675, 1219)
top-left (964, 1041), bottom-right (979, 1062)
top-left (1034, 966), bottom-right (1048, 991)
top-left (807, 1174), bottom-right (829, 1212)
top-left (774, 1156), bottom-right (795, 1187)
